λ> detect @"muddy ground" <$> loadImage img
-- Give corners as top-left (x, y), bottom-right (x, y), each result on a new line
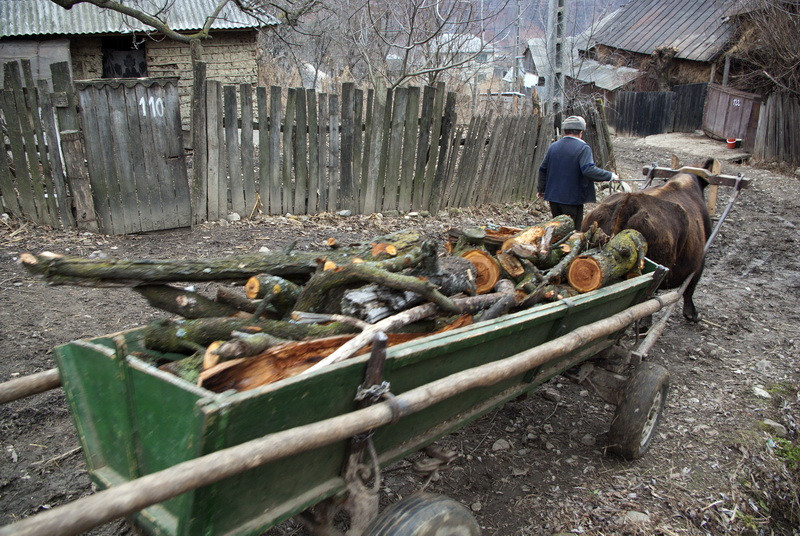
top-left (1, 134), bottom-right (798, 535)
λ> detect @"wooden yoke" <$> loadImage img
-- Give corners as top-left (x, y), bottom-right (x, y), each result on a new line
top-left (641, 165), bottom-right (751, 216)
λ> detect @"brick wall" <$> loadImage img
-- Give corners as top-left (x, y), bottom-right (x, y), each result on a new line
top-left (148, 30), bottom-right (258, 129)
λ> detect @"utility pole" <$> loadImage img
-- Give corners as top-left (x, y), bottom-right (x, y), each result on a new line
top-left (512, 0), bottom-right (521, 94)
top-left (546, 0), bottom-right (566, 123)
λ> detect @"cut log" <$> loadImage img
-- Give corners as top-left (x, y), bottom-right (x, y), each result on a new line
top-left (212, 331), bottom-right (289, 360)
top-left (567, 229), bottom-right (647, 293)
top-left (496, 251), bottom-right (525, 279)
top-left (159, 352), bottom-right (205, 383)
top-left (460, 249), bottom-right (500, 294)
top-left (215, 287), bottom-right (268, 316)
top-left (133, 284), bottom-right (243, 319)
top-left (478, 280), bottom-right (516, 321)
top-left (244, 274), bottom-right (302, 315)
top-left (500, 215), bottom-right (574, 253)
top-left (541, 284), bottom-right (580, 301)
top-left (544, 232), bottom-right (587, 283)
top-left (143, 317), bottom-right (358, 354)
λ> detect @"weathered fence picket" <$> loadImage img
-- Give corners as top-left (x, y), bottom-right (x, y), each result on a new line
top-left (753, 92), bottom-right (800, 166)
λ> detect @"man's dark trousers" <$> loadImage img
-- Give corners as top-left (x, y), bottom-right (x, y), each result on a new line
top-left (549, 202), bottom-right (583, 229)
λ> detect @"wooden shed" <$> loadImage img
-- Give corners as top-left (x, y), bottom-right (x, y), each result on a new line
top-left (702, 83), bottom-right (761, 151)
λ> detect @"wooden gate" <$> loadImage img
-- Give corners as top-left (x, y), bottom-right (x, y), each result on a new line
top-left (702, 83), bottom-right (761, 151)
top-left (76, 78), bottom-right (190, 234)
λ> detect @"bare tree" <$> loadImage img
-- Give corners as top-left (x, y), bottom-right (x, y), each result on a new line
top-left (729, 0), bottom-right (800, 96)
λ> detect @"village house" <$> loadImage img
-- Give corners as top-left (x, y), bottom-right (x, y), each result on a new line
top-left (0, 0), bottom-right (279, 125)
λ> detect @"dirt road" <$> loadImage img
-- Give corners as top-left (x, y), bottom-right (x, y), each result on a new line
top-left (1, 134), bottom-right (798, 535)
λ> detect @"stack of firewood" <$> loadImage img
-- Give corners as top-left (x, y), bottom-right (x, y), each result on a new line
top-left (19, 220), bottom-right (646, 393)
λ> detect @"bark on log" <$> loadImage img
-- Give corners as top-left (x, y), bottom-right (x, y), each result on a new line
top-left (496, 251), bottom-right (525, 279)
top-left (213, 331), bottom-right (289, 360)
top-left (500, 215), bottom-right (574, 253)
top-left (567, 229), bottom-right (647, 293)
top-left (133, 284), bottom-right (242, 319)
top-left (215, 287), bottom-right (267, 315)
top-left (143, 317), bottom-right (358, 354)
top-left (541, 284), bottom-right (580, 301)
top-left (18, 230), bottom-right (425, 287)
top-left (544, 233), bottom-right (587, 283)
top-left (478, 280), bottom-right (517, 321)
top-left (244, 274), bottom-right (302, 315)
top-left (294, 251), bottom-right (460, 315)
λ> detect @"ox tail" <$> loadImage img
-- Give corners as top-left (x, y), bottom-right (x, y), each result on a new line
top-left (610, 195), bottom-right (633, 235)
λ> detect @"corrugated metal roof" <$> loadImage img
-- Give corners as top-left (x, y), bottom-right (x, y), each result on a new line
top-left (0, 0), bottom-right (278, 38)
top-left (570, 58), bottom-right (641, 90)
top-left (592, 0), bottom-right (734, 62)
top-left (523, 37), bottom-right (642, 91)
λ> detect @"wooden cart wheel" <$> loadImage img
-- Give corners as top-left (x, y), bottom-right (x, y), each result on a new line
top-left (362, 493), bottom-right (480, 536)
top-left (607, 362), bottom-right (670, 460)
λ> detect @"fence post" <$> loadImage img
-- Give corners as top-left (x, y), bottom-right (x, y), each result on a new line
top-left (191, 61), bottom-right (208, 225)
top-left (50, 62), bottom-right (97, 231)
top-left (60, 130), bottom-right (99, 232)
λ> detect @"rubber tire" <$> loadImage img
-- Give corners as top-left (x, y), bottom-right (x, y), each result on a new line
top-left (363, 493), bottom-right (481, 536)
top-left (607, 362), bottom-right (670, 460)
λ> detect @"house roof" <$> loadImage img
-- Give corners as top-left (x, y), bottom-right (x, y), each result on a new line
top-left (570, 58), bottom-right (641, 90)
top-left (0, 0), bottom-right (278, 39)
top-left (524, 37), bottom-right (642, 91)
top-left (592, 0), bottom-right (733, 62)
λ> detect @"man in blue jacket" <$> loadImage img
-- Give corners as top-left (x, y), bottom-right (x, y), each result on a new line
top-left (537, 115), bottom-right (618, 229)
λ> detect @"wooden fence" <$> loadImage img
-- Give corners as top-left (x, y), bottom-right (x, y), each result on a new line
top-left (753, 92), bottom-right (800, 166)
top-left (2, 58), bottom-right (559, 233)
top-left (192, 71), bottom-right (556, 220)
top-left (612, 83), bottom-right (707, 136)
top-left (0, 60), bottom-right (74, 228)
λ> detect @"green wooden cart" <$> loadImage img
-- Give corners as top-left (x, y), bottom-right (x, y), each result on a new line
top-left (49, 260), bottom-right (670, 536)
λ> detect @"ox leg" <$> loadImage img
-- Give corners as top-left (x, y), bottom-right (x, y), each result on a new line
top-left (682, 271), bottom-right (703, 322)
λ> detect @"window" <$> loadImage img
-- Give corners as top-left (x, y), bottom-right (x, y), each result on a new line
top-left (102, 37), bottom-right (146, 78)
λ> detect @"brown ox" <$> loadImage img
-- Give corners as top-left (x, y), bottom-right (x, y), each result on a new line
top-left (581, 164), bottom-right (712, 322)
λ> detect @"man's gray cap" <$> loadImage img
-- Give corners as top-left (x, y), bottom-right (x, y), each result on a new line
top-left (562, 115), bottom-right (586, 131)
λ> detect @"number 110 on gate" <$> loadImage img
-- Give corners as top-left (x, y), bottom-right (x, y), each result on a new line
top-left (139, 96), bottom-right (166, 117)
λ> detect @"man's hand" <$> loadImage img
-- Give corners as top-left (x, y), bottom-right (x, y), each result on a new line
top-left (537, 192), bottom-right (544, 200)
top-left (610, 172), bottom-right (619, 182)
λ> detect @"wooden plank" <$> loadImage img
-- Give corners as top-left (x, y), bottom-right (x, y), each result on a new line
top-left (37, 80), bottom-right (74, 227)
top-left (293, 87), bottom-right (308, 215)
top-left (375, 89), bottom-right (393, 212)
top-left (306, 89), bottom-right (319, 214)
top-left (411, 86), bottom-right (435, 209)
top-left (282, 88), bottom-right (296, 213)
top-left (162, 82), bottom-right (191, 227)
top-left (421, 84), bottom-right (444, 209)
top-left (358, 89), bottom-right (373, 212)
top-left (224, 85), bottom-right (245, 216)
top-left (327, 93), bottom-right (341, 212)
top-left (6, 62), bottom-right (48, 224)
top-left (440, 124), bottom-right (464, 208)
top-left (339, 82), bottom-right (355, 211)
top-left (122, 80), bottom-right (156, 231)
top-left (58, 130), bottom-right (98, 231)
top-left (206, 81), bottom-right (222, 221)
top-left (428, 91), bottom-right (455, 213)
top-left (22, 60), bottom-right (59, 227)
top-left (106, 84), bottom-right (141, 233)
top-left (317, 93), bottom-right (329, 211)
top-left (362, 90), bottom-right (384, 214)
top-left (240, 83), bottom-right (256, 217)
top-left (457, 116), bottom-right (483, 207)
top-left (0, 93), bottom-right (21, 216)
top-left (86, 85), bottom-right (124, 233)
top-left (352, 88), bottom-right (364, 209)
top-left (476, 117), bottom-right (505, 204)
top-left (397, 86), bottom-right (419, 212)
top-left (257, 86), bottom-right (269, 217)
top-left (268, 86), bottom-right (282, 215)
top-left (0, 89), bottom-right (35, 219)
top-left (191, 61), bottom-right (207, 224)
top-left (49, 62), bottom-right (79, 132)
top-left (383, 87), bottom-right (407, 212)
top-left (132, 83), bottom-right (172, 230)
